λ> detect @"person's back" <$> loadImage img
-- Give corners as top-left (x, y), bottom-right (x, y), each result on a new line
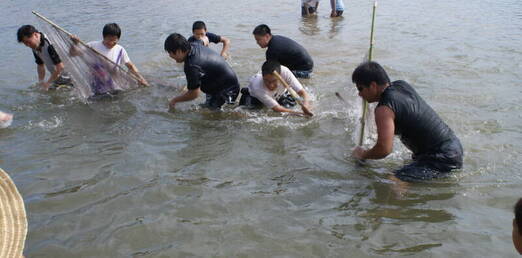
top-left (379, 80), bottom-right (457, 155)
top-left (267, 35), bottom-right (314, 74)
top-left (185, 43), bottom-right (238, 95)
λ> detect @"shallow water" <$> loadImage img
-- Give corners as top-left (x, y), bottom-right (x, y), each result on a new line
top-left (1, 0), bottom-right (521, 257)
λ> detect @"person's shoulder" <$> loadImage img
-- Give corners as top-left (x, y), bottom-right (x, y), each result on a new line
top-left (248, 74), bottom-right (264, 90)
top-left (115, 44), bottom-right (126, 51)
top-left (86, 40), bottom-right (101, 47)
top-left (280, 65), bottom-right (292, 74)
top-left (206, 32), bottom-right (221, 42)
top-left (206, 32), bottom-right (220, 38)
top-left (392, 80), bottom-right (413, 89)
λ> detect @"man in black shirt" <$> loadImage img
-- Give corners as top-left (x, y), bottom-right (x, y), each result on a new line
top-left (17, 25), bottom-right (72, 90)
top-left (253, 24), bottom-right (314, 78)
top-left (188, 21), bottom-right (231, 59)
top-left (164, 33), bottom-right (240, 110)
top-left (351, 61), bottom-right (463, 182)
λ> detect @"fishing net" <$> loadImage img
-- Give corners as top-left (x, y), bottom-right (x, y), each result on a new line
top-left (34, 12), bottom-right (139, 101)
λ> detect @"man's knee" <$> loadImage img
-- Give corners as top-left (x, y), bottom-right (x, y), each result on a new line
top-left (394, 161), bottom-right (452, 182)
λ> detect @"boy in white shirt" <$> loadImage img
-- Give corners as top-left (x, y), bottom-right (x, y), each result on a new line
top-left (75, 23), bottom-right (148, 87)
top-left (239, 60), bottom-right (312, 116)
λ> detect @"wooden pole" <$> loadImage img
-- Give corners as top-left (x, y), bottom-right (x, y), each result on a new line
top-left (358, 1), bottom-right (377, 146)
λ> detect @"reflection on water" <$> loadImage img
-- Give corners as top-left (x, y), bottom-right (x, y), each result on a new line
top-left (299, 16), bottom-right (321, 36)
top-left (328, 16), bottom-right (345, 39)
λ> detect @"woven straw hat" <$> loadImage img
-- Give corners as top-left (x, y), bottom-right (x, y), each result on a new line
top-left (0, 168), bottom-right (27, 258)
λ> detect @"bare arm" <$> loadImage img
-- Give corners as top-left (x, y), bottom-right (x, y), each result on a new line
top-left (169, 88), bottom-right (200, 109)
top-left (272, 105), bottom-right (307, 116)
top-left (353, 105), bottom-right (395, 160)
top-left (219, 36), bottom-right (231, 59)
top-left (37, 64), bottom-right (46, 83)
top-left (125, 62), bottom-right (149, 86)
top-left (47, 62), bottom-right (64, 84)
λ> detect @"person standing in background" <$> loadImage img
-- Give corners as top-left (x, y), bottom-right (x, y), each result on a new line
top-left (188, 21), bottom-right (231, 59)
top-left (302, 0), bottom-right (320, 17)
top-left (330, 0), bottom-right (345, 17)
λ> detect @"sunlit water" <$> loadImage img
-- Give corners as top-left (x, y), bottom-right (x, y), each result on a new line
top-left (1, 0), bottom-right (521, 257)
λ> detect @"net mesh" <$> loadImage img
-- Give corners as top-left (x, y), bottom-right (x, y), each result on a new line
top-left (35, 13), bottom-right (139, 101)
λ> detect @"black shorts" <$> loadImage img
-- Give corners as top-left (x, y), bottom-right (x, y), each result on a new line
top-left (204, 85), bottom-right (240, 109)
top-left (394, 137), bottom-right (463, 182)
top-left (301, 5), bottom-right (317, 16)
top-left (238, 88), bottom-right (296, 109)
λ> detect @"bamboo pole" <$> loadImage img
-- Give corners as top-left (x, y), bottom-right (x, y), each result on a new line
top-left (358, 1), bottom-right (377, 146)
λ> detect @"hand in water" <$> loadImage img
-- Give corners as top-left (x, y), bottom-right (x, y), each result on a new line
top-left (301, 104), bottom-right (314, 117)
top-left (0, 111), bottom-right (13, 128)
top-left (38, 81), bottom-right (51, 91)
top-left (169, 99), bottom-right (177, 111)
top-left (221, 52), bottom-right (229, 60)
top-left (139, 77), bottom-right (150, 87)
top-left (352, 146), bottom-right (366, 160)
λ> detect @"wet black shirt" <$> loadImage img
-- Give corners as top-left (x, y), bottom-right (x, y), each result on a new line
top-left (378, 80), bottom-right (458, 155)
top-left (266, 35), bottom-right (313, 71)
top-left (188, 32), bottom-right (221, 45)
top-left (184, 44), bottom-right (239, 94)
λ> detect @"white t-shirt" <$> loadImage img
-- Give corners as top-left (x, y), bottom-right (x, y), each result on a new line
top-left (247, 65), bottom-right (304, 109)
top-left (86, 41), bottom-right (130, 66)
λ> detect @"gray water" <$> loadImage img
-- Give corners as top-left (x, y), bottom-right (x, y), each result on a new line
top-left (1, 0), bottom-right (521, 257)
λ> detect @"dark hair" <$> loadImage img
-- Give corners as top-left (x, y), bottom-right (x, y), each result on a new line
top-left (102, 23), bottom-right (121, 38)
top-left (515, 198), bottom-right (522, 233)
top-left (192, 21), bottom-right (207, 31)
top-left (262, 60), bottom-right (281, 76)
top-left (253, 24), bottom-right (271, 36)
top-left (352, 61), bottom-right (391, 88)
top-left (17, 25), bottom-right (38, 42)
top-left (164, 33), bottom-right (191, 53)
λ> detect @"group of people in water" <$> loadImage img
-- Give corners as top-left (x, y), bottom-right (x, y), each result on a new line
top-left (8, 9), bottom-right (522, 256)
top-left (15, 17), bottom-right (464, 184)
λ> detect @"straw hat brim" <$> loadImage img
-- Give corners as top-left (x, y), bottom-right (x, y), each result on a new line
top-left (0, 168), bottom-right (27, 258)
